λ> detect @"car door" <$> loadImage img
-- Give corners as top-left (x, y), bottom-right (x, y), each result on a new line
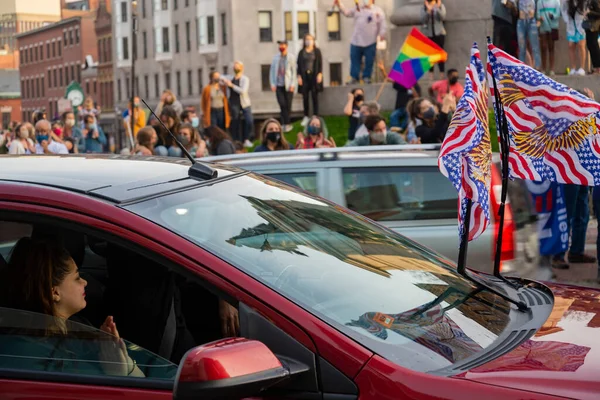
top-left (0, 193), bottom-right (364, 400)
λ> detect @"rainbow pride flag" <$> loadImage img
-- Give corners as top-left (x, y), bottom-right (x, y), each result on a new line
top-left (388, 28), bottom-right (448, 89)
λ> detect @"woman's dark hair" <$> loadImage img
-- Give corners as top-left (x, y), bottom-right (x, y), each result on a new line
top-left (4, 238), bottom-right (73, 317)
top-left (259, 118), bottom-right (291, 150)
top-left (568, 0), bottom-right (585, 19)
top-left (136, 126), bottom-right (156, 148)
top-left (159, 105), bottom-right (180, 147)
top-left (204, 126), bottom-right (232, 154)
top-left (407, 98), bottom-right (427, 123)
top-left (364, 115), bottom-right (385, 132)
top-left (61, 111), bottom-right (74, 122)
top-left (64, 137), bottom-right (76, 153)
top-left (178, 122), bottom-right (200, 150)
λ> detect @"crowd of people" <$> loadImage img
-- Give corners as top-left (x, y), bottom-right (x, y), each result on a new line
top-left (493, 0), bottom-right (600, 76)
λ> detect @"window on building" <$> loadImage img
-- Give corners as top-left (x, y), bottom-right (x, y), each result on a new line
top-left (63, 31), bottom-right (68, 46)
top-left (161, 0), bottom-right (168, 10)
top-left (298, 11), bottom-right (309, 39)
top-left (144, 74), bottom-right (149, 99)
top-left (69, 30), bottom-right (73, 45)
top-left (174, 24), bottom-right (179, 53)
top-left (53, 69), bottom-right (58, 88)
top-left (35, 77), bottom-right (40, 98)
top-left (47, 70), bottom-right (52, 88)
top-left (258, 11), bottom-right (273, 42)
top-left (125, 76), bottom-right (130, 99)
top-left (41, 77), bottom-right (44, 97)
top-left (142, 31), bottom-right (147, 58)
top-left (46, 42), bottom-right (50, 59)
top-left (123, 37), bottom-right (129, 60)
top-left (117, 78), bottom-right (122, 102)
top-left (174, 0), bottom-right (178, 10)
top-left (162, 27), bottom-right (170, 52)
top-left (58, 40), bottom-right (62, 56)
top-left (165, 72), bottom-right (171, 90)
top-left (142, 0), bottom-right (146, 18)
top-left (28, 48), bottom-right (32, 63)
top-left (221, 13), bottom-right (227, 45)
top-left (52, 41), bottom-right (56, 57)
top-left (121, 1), bottom-right (128, 22)
top-left (185, 21), bottom-right (191, 52)
top-left (197, 17), bottom-right (205, 46)
top-left (94, 80), bottom-right (97, 95)
top-left (20, 80), bottom-right (25, 98)
top-left (197, 68), bottom-right (203, 93)
top-left (75, 28), bottom-right (80, 44)
top-left (261, 64), bottom-right (271, 91)
top-left (65, 66), bottom-right (69, 83)
top-left (328, 11), bottom-right (341, 41)
top-left (330, 62), bottom-right (342, 86)
top-left (187, 69), bottom-right (192, 95)
top-left (39, 44), bottom-right (44, 61)
top-left (207, 16), bottom-right (215, 45)
top-left (223, 65), bottom-right (228, 75)
top-left (34, 46), bottom-right (38, 62)
top-left (176, 70), bottom-right (181, 97)
top-left (86, 81), bottom-right (90, 95)
top-left (284, 12), bottom-right (292, 41)
top-left (154, 73), bottom-right (160, 98)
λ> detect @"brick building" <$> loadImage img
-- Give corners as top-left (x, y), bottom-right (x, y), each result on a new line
top-left (16, 14), bottom-right (98, 121)
top-left (95, 0), bottom-right (114, 117)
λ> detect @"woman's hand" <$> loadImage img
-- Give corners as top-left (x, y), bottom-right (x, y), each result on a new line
top-left (316, 73), bottom-right (323, 84)
top-left (100, 316), bottom-right (120, 339)
top-left (297, 76), bottom-right (303, 86)
top-left (296, 132), bottom-right (306, 148)
top-left (219, 299), bottom-right (239, 337)
top-left (99, 336), bottom-right (130, 376)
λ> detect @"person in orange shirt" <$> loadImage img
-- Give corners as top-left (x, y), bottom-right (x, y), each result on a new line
top-left (123, 96), bottom-right (146, 137)
top-left (429, 68), bottom-right (464, 105)
top-left (201, 71), bottom-right (231, 130)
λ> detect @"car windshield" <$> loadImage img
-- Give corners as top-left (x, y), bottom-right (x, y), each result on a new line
top-left (125, 173), bottom-right (513, 373)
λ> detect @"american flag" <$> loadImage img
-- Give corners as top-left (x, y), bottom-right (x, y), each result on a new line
top-left (487, 43), bottom-right (600, 185)
top-left (439, 44), bottom-right (492, 242)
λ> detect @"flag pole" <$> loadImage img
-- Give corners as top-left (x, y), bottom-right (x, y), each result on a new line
top-left (457, 198), bottom-right (473, 276)
top-left (487, 37), bottom-right (513, 282)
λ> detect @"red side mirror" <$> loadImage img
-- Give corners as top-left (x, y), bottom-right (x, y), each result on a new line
top-left (174, 338), bottom-right (291, 400)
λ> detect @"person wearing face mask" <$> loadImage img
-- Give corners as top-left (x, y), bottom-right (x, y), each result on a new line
top-left (123, 96), bottom-right (146, 137)
top-left (297, 34), bottom-right (323, 127)
top-left (421, 0), bottom-right (447, 80)
top-left (221, 61), bottom-right (254, 148)
top-left (346, 115), bottom-right (406, 147)
top-left (154, 106), bottom-right (181, 157)
top-left (409, 95), bottom-right (455, 144)
top-left (174, 123), bottom-right (207, 158)
top-left (201, 71), bottom-right (231, 131)
top-left (344, 88), bottom-right (365, 140)
top-left (296, 116), bottom-right (336, 149)
top-left (61, 112), bottom-right (85, 153)
top-left (82, 114), bottom-right (107, 153)
top-left (270, 40), bottom-right (297, 133)
top-left (254, 119), bottom-right (294, 152)
top-left (180, 110), bottom-right (200, 130)
top-left (334, 0), bottom-right (387, 84)
top-left (354, 101), bottom-right (381, 139)
top-left (79, 97), bottom-right (100, 130)
top-left (429, 69), bottom-right (464, 105)
top-left (9, 123), bottom-right (36, 155)
top-left (155, 90), bottom-right (184, 119)
top-left (34, 119), bottom-right (68, 154)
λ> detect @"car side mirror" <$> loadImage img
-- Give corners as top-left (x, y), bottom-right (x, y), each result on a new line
top-left (173, 337), bottom-right (297, 400)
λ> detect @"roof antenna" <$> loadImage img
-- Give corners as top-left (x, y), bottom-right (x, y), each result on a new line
top-left (141, 99), bottom-right (217, 180)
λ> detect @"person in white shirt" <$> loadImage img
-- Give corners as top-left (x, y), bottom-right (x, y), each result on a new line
top-left (9, 123), bottom-right (35, 155)
top-left (35, 119), bottom-right (68, 155)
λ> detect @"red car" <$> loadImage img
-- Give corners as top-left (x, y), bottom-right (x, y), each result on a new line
top-left (0, 155), bottom-right (598, 400)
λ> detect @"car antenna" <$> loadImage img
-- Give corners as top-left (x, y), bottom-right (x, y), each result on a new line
top-left (142, 99), bottom-right (217, 180)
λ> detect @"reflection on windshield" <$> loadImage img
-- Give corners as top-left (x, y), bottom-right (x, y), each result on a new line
top-left (126, 173), bottom-right (513, 373)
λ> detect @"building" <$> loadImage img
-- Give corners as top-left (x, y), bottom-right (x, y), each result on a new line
top-left (94, 0), bottom-right (116, 141)
top-left (16, 14), bottom-right (98, 121)
top-left (0, 69), bottom-right (21, 126)
top-left (0, 0), bottom-right (61, 53)
top-left (112, 0), bottom-right (394, 117)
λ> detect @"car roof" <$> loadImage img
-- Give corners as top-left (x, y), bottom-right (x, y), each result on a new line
top-left (0, 155), bottom-right (241, 204)
top-left (201, 144), bottom-right (442, 168)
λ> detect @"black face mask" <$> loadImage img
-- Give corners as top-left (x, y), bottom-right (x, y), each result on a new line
top-left (449, 77), bottom-right (459, 85)
top-left (423, 107), bottom-right (436, 120)
top-left (354, 94), bottom-right (364, 103)
top-left (266, 131), bottom-right (281, 143)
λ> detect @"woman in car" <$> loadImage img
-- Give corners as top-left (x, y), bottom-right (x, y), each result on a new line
top-left (1, 238), bottom-right (145, 377)
top-left (254, 118), bottom-right (294, 152)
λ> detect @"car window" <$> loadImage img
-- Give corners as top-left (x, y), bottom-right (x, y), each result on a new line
top-left (267, 172), bottom-right (318, 195)
top-left (0, 307), bottom-right (178, 379)
top-left (126, 173), bottom-right (513, 374)
top-left (0, 222), bottom-right (32, 263)
top-left (342, 167), bottom-right (458, 221)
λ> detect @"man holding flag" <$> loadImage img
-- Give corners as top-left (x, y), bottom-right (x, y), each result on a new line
top-left (439, 44), bottom-right (492, 246)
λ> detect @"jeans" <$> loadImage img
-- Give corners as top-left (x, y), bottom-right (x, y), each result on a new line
top-left (517, 18), bottom-right (542, 68)
top-left (493, 17), bottom-right (518, 57)
top-left (276, 86), bottom-right (294, 126)
top-left (154, 145), bottom-right (182, 157)
top-left (390, 108), bottom-right (408, 131)
top-left (350, 43), bottom-right (377, 81)
top-left (586, 29), bottom-right (600, 69)
top-left (229, 105), bottom-right (254, 142)
top-left (301, 73), bottom-right (319, 117)
top-left (210, 108), bottom-right (226, 130)
top-left (555, 184), bottom-right (590, 259)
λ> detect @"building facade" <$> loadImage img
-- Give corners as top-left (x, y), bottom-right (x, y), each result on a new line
top-left (0, 0), bottom-right (61, 53)
top-left (95, 1), bottom-right (115, 127)
top-left (16, 14), bottom-right (98, 121)
top-left (112, 0), bottom-right (394, 116)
